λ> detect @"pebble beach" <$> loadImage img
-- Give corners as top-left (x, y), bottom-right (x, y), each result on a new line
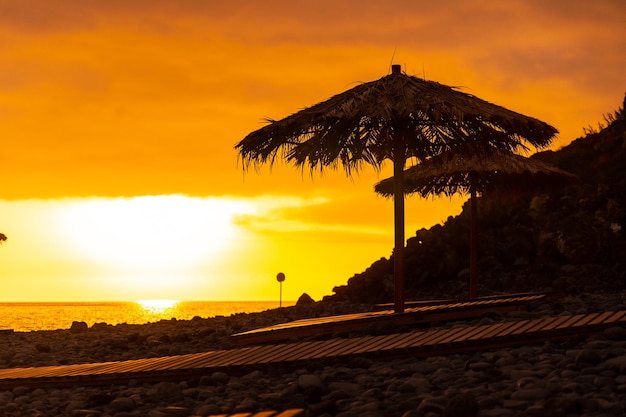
top-left (1, 292), bottom-right (626, 417)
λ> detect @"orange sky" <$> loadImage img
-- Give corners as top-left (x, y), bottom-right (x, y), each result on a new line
top-left (0, 1), bottom-right (625, 301)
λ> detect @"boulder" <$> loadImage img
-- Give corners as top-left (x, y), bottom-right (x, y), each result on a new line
top-left (69, 321), bottom-right (88, 334)
top-left (296, 293), bottom-right (315, 306)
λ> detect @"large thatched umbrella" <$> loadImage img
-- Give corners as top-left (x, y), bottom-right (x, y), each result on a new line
top-left (374, 144), bottom-right (576, 298)
top-left (236, 65), bottom-right (557, 313)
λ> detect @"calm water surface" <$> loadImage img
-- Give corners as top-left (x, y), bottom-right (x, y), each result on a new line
top-left (0, 300), bottom-right (295, 332)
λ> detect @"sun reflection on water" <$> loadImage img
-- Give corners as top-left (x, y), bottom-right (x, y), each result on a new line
top-left (136, 299), bottom-right (180, 315)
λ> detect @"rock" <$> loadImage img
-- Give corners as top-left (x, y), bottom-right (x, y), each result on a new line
top-left (604, 326), bottom-right (626, 341)
top-left (107, 397), bottom-right (135, 412)
top-left (233, 397), bottom-right (259, 413)
top-left (603, 355), bottom-right (626, 373)
top-left (210, 371), bottom-right (230, 384)
top-left (87, 393), bottom-right (114, 407)
top-left (151, 381), bottom-right (182, 401)
top-left (71, 409), bottom-right (102, 416)
top-left (328, 381), bottom-right (360, 394)
top-left (194, 404), bottom-right (223, 416)
top-left (576, 348), bottom-right (603, 365)
top-left (524, 405), bottom-right (551, 417)
top-left (468, 361), bottom-right (493, 372)
top-left (160, 406), bottom-right (191, 416)
top-left (397, 377), bottom-right (429, 392)
top-left (510, 387), bottom-right (550, 402)
top-left (90, 322), bottom-right (109, 331)
top-left (34, 343), bottom-right (51, 353)
top-left (431, 367), bottom-right (455, 387)
top-left (296, 293), bottom-right (315, 306)
top-left (298, 374), bottom-right (324, 391)
top-left (444, 392), bottom-right (478, 417)
top-left (70, 321), bottom-right (89, 334)
top-left (12, 386), bottom-right (30, 396)
top-left (409, 361), bottom-right (438, 375)
top-left (417, 396), bottom-right (446, 414)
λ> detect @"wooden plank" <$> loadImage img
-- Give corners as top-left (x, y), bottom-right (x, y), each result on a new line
top-left (2, 310), bottom-right (624, 391)
top-left (232, 294), bottom-right (546, 346)
top-left (419, 328), bottom-right (470, 346)
top-left (296, 338), bottom-right (347, 360)
top-left (274, 410), bottom-right (305, 417)
top-left (228, 344), bottom-right (292, 366)
top-left (373, 329), bottom-right (434, 351)
top-left (569, 312), bottom-right (605, 329)
top-left (373, 291), bottom-right (549, 310)
top-left (602, 310), bottom-right (626, 324)
top-left (515, 317), bottom-right (557, 334)
top-left (586, 310), bottom-right (619, 326)
top-left (348, 333), bottom-right (402, 355)
top-left (433, 325), bottom-right (477, 345)
top-left (531, 316), bottom-right (572, 333)
top-left (277, 340), bottom-right (334, 362)
top-left (164, 352), bottom-right (224, 371)
top-left (459, 324), bottom-right (504, 342)
top-left (505, 318), bottom-right (548, 336)
top-left (553, 314), bottom-right (588, 330)
top-left (360, 331), bottom-right (414, 352)
top-left (316, 335), bottom-right (379, 358)
top-left (251, 344), bottom-right (304, 363)
top-left (406, 328), bottom-right (453, 347)
top-left (467, 321), bottom-right (513, 340)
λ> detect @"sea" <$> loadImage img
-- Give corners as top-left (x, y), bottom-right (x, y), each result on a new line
top-left (0, 300), bottom-right (295, 332)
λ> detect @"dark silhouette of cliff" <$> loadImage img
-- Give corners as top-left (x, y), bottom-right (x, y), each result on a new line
top-left (327, 94), bottom-right (626, 303)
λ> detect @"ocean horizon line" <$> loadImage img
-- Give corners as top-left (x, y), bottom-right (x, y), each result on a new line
top-left (0, 299), bottom-right (297, 304)
top-left (0, 300), bottom-right (297, 332)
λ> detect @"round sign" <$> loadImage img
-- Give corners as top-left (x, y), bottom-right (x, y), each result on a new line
top-left (276, 272), bottom-right (285, 282)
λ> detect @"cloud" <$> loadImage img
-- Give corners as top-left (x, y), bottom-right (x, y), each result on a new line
top-left (0, 0), bottom-right (624, 199)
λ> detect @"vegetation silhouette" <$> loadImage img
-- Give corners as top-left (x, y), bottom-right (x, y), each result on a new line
top-left (327, 93), bottom-right (626, 304)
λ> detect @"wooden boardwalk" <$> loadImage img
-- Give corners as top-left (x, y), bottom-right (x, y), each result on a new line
top-left (230, 294), bottom-right (548, 346)
top-left (207, 410), bottom-right (304, 417)
top-left (0, 309), bottom-right (624, 390)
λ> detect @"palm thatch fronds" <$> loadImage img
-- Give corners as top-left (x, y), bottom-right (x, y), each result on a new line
top-left (374, 145), bottom-right (577, 198)
top-left (236, 66), bottom-right (557, 174)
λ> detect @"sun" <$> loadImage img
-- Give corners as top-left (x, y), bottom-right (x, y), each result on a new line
top-left (57, 195), bottom-right (252, 270)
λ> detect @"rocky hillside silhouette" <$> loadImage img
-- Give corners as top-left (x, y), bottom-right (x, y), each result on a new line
top-left (327, 94), bottom-right (626, 304)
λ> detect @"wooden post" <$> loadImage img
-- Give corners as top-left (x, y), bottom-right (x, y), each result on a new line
top-left (469, 175), bottom-right (478, 299)
top-left (392, 64), bottom-right (405, 313)
top-left (393, 133), bottom-right (406, 314)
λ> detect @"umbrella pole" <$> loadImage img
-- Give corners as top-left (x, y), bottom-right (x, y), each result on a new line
top-left (469, 177), bottom-right (478, 299)
top-left (393, 139), bottom-right (406, 314)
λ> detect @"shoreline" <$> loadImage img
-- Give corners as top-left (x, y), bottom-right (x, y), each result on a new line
top-left (0, 300), bottom-right (298, 333)
top-left (1, 292), bottom-right (625, 416)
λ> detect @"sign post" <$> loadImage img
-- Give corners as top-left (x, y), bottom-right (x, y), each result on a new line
top-left (276, 272), bottom-right (285, 307)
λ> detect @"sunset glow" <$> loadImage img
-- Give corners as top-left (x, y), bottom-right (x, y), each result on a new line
top-left (58, 196), bottom-right (243, 269)
top-left (0, 1), bottom-right (624, 302)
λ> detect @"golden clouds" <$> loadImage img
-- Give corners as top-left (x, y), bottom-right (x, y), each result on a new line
top-left (0, 3), bottom-right (623, 195)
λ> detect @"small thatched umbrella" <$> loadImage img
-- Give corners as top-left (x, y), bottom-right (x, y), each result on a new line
top-left (0, 233), bottom-right (6, 243)
top-left (374, 144), bottom-right (577, 298)
top-left (236, 65), bottom-right (557, 313)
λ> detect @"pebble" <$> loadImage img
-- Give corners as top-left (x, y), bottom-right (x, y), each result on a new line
top-left (0, 293), bottom-right (624, 416)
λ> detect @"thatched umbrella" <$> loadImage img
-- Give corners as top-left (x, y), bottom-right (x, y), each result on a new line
top-left (236, 65), bottom-right (557, 313)
top-left (374, 144), bottom-right (577, 298)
